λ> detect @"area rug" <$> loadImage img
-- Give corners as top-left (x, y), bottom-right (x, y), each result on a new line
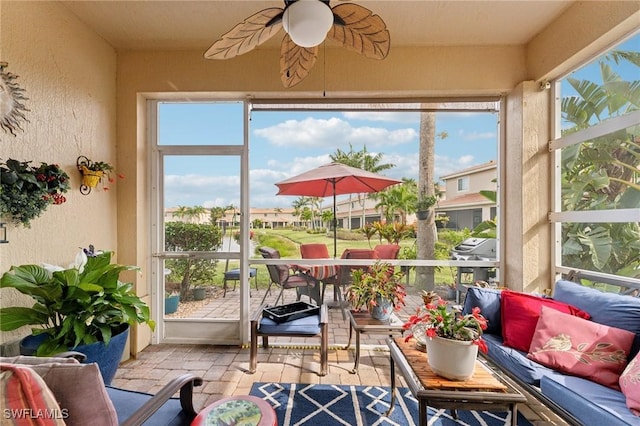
top-left (250, 382), bottom-right (533, 426)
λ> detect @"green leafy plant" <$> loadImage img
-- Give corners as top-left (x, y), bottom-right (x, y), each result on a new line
top-left (345, 261), bottom-right (406, 312)
top-left (0, 159), bottom-right (70, 227)
top-left (0, 246), bottom-right (155, 356)
top-left (80, 160), bottom-right (124, 191)
top-left (415, 194), bottom-right (437, 211)
top-left (403, 295), bottom-right (488, 352)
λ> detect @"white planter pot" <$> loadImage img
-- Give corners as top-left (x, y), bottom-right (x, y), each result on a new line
top-left (425, 335), bottom-right (478, 381)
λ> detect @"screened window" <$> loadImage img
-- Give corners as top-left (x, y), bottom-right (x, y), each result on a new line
top-left (551, 32), bottom-right (640, 284)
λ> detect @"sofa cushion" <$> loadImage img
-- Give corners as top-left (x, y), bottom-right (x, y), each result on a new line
top-left (482, 334), bottom-right (556, 385)
top-left (528, 306), bottom-right (634, 390)
top-left (462, 287), bottom-right (502, 335)
top-left (619, 350), bottom-right (640, 416)
top-left (0, 364), bottom-right (66, 426)
top-left (500, 290), bottom-right (590, 352)
top-left (553, 279), bottom-right (640, 358)
top-left (541, 374), bottom-right (637, 426)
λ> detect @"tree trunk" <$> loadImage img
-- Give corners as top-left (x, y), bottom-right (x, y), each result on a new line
top-left (416, 112), bottom-right (436, 291)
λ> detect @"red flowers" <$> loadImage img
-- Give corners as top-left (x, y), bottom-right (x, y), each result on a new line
top-left (402, 295), bottom-right (489, 353)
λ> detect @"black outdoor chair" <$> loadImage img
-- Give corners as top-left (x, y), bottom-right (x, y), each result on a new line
top-left (258, 246), bottom-right (320, 305)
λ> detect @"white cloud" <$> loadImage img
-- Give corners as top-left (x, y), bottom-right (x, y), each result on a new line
top-left (456, 130), bottom-right (496, 141)
top-left (254, 117), bottom-right (417, 148)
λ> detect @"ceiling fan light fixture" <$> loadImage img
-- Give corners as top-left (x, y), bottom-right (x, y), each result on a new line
top-left (282, 0), bottom-right (334, 48)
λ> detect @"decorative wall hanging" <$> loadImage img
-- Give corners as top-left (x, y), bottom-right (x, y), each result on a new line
top-left (0, 159), bottom-right (70, 227)
top-left (77, 156), bottom-right (123, 194)
top-left (204, 0), bottom-right (390, 88)
top-left (0, 62), bottom-right (30, 136)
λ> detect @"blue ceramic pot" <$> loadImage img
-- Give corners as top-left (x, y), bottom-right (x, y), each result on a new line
top-left (370, 297), bottom-right (393, 321)
top-left (20, 325), bottom-right (129, 385)
top-left (165, 294), bottom-right (180, 314)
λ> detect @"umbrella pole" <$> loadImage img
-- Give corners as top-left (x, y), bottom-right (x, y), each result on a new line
top-left (332, 182), bottom-right (338, 258)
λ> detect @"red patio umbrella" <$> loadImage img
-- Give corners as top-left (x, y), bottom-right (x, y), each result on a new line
top-left (275, 162), bottom-right (401, 257)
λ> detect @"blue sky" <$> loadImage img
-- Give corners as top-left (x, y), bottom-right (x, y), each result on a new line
top-left (160, 107), bottom-right (498, 209)
top-left (159, 32), bottom-right (639, 210)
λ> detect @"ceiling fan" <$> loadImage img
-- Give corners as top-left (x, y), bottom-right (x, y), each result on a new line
top-left (203, 0), bottom-right (390, 88)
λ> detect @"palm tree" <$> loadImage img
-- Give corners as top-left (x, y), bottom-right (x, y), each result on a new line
top-left (330, 143), bottom-right (395, 229)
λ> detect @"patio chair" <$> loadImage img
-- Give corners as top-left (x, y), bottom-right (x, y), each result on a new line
top-left (258, 246), bottom-right (320, 305)
top-left (300, 243), bottom-right (330, 259)
top-left (0, 354), bottom-right (203, 426)
top-left (374, 244), bottom-right (401, 260)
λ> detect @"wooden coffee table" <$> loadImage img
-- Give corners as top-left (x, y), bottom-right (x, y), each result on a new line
top-left (387, 337), bottom-right (526, 426)
top-left (344, 309), bottom-right (404, 373)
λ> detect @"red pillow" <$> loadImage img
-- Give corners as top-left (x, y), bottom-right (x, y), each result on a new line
top-left (619, 350), bottom-right (640, 415)
top-left (500, 290), bottom-right (590, 352)
top-left (528, 306), bottom-right (634, 390)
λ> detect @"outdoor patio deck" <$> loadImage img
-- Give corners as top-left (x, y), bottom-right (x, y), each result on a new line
top-left (113, 286), bottom-right (569, 425)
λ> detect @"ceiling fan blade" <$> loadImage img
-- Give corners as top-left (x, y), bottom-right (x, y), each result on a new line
top-left (204, 8), bottom-right (284, 60)
top-left (280, 35), bottom-right (318, 88)
top-left (327, 3), bottom-right (390, 60)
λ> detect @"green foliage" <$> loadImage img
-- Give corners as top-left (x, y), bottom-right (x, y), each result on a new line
top-left (345, 262), bottom-right (406, 312)
top-left (559, 50), bottom-right (640, 277)
top-left (0, 159), bottom-right (70, 227)
top-left (0, 249), bottom-right (155, 356)
top-left (165, 222), bottom-right (223, 298)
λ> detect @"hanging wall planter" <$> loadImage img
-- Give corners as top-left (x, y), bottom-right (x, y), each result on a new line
top-left (76, 156), bottom-right (122, 194)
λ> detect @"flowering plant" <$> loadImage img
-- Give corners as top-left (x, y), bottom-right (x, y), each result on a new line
top-left (0, 159), bottom-right (70, 227)
top-left (403, 295), bottom-right (489, 353)
top-left (345, 261), bottom-right (406, 312)
top-left (81, 160), bottom-right (124, 191)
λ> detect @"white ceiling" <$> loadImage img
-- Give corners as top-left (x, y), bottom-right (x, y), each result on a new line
top-left (61, 0), bottom-right (576, 52)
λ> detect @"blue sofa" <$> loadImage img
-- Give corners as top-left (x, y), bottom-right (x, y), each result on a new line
top-left (462, 279), bottom-right (640, 426)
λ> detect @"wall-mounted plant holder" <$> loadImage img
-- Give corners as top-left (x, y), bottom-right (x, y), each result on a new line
top-left (77, 156), bottom-right (104, 195)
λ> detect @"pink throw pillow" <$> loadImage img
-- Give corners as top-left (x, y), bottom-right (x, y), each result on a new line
top-left (528, 306), bottom-right (635, 390)
top-left (501, 290), bottom-right (590, 352)
top-left (620, 350), bottom-right (640, 415)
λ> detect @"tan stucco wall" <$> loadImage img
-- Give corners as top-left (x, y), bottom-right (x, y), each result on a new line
top-left (503, 81), bottom-right (552, 293)
top-left (0, 1), bottom-right (117, 346)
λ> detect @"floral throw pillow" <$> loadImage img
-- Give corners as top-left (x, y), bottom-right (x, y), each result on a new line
top-left (620, 350), bottom-right (640, 416)
top-left (528, 306), bottom-right (635, 390)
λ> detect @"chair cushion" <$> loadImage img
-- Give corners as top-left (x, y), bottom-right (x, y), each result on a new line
top-left (0, 363), bottom-right (66, 426)
top-left (500, 289), bottom-right (590, 352)
top-left (27, 362), bottom-right (118, 426)
top-left (300, 244), bottom-right (330, 259)
top-left (258, 314), bottom-right (321, 335)
top-left (224, 268), bottom-right (257, 279)
top-left (374, 244), bottom-right (400, 259)
top-left (528, 306), bottom-right (635, 390)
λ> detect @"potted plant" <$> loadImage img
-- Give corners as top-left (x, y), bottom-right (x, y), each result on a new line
top-left (77, 157), bottom-right (124, 192)
top-left (345, 261), bottom-right (406, 321)
top-left (0, 159), bottom-right (70, 227)
top-left (164, 291), bottom-right (180, 314)
top-left (0, 245), bottom-right (155, 384)
top-left (414, 194), bottom-right (437, 220)
top-left (403, 295), bottom-right (488, 380)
